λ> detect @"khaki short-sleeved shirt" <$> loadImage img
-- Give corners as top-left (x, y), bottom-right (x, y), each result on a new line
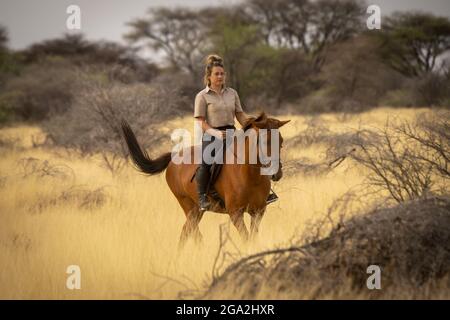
top-left (194, 86), bottom-right (244, 128)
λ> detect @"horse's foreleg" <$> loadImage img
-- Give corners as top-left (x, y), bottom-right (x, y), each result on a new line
top-left (229, 209), bottom-right (249, 242)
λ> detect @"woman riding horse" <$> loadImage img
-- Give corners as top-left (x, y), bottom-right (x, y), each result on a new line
top-left (121, 54), bottom-right (290, 247)
top-left (195, 54), bottom-right (278, 211)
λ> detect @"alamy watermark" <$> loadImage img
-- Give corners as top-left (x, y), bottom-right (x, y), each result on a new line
top-left (66, 4), bottom-right (382, 32)
top-left (66, 5), bottom-right (81, 30)
top-left (366, 265), bottom-right (381, 290)
top-left (170, 123), bottom-right (281, 176)
top-left (66, 265), bottom-right (81, 290)
top-left (367, 5), bottom-right (382, 30)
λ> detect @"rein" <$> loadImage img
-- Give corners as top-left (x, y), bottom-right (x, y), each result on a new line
top-left (220, 130), bottom-right (279, 170)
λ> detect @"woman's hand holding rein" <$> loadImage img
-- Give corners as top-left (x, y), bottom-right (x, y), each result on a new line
top-left (196, 118), bottom-right (226, 140)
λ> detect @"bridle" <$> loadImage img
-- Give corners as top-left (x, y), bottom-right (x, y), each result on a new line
top-left (222, 126), bottom-right (283, 171)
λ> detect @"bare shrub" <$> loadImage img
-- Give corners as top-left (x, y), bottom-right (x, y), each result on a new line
top-left (30, 185), bottom-right (108, 213)
top-left (283, 117), bottom-right (360, 176)
top-left (0, 136), bottom-right (20, 150)
top-left (349, 125), bottom-right (435, 202)
top-left (285, 111), bottom-right (448, 202)
top-left (43, 70), bottom-right (190, 158)
top-left (382, 74), bottom-right (450, 108)
top-left (397, 111), bottom-right (450, 178)
top-left (6, 157), bottom-right (108, 212)
top-left (21, 33), bottom-right (159, 83)
top-left (3, 233), bottom-right (32, 251)
top-left (203, 195), bottom-right (450, 299)
top-left (320, 35), bottom-right (401, 112)
top-left (100, 152), bottom-right (127, 177)
top-left (286, 116), bottom-right (333, 148)
top-left (283, 157), bottom-right (332, 177)
top-left (18, 157), bottom-right (75, 182)
top-left (321, 113), bottom-right (449, 203)
top-left (1, 58), bottom-right (79, 121)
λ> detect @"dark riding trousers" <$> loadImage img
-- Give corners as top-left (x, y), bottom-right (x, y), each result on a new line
top-left (196, 125), bottom-right (236, 194)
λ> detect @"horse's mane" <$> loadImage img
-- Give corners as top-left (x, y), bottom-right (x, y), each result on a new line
top-left (243, 112), bottom-right (280, 131)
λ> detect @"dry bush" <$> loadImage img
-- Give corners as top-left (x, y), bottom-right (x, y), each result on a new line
top-left (397, 111), bottom-right (449, 178)
top-left (43, 70), bottom-right (190, 160)
top-left (18, 157), bottom-right (75, 181)
top-left (285, 110), bottom-right (448, 203)
top-left (286, 117), bottom-right (333, 148)
top-left (319, 35), bottom-right (401, 113)
top-left (29, 185), bottom-right (108, 213)
top-left (203, 195), bottom-right (450, 299)
top-left (1, 233), bottom-right (32, 252)
top-left (10, 157), bottom-right (108, 212)
top-left (283, 117), bottom-right (360, 176)
top-left (100, 152), bottom-right (128, 177)
top-left (21, 34), bottom-right (159, 83)
top-left (283, 157), bottom-right (333, 177)
top-left (0, 58), bottom-right (79, 121)
top-left (0, 136), bottom-right (20, 150)
top-left (350, 125), bottom-right (435, 202)
top-left (381, 74), bottom-right (450, 108)
top-left (321, 112), bottom-right (449, 203)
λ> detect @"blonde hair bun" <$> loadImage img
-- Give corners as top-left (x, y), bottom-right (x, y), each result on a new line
top-left (205, 54), bottom-right (223, 66)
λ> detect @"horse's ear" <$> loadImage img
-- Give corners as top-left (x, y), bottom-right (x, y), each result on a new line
top-left (253, 112), bottom-right (268, 128)
top-left (277, 120), bottom-right (291, 128)
top-left (256, 112), bottom-right (267, 122)
top-left (243, 112), bottom-right (268, 130)
top-left (243, 117), bottom-right (256, 131)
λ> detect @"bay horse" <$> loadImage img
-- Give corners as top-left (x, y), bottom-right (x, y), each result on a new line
top-left (121, 112), bottom-right (290, 248)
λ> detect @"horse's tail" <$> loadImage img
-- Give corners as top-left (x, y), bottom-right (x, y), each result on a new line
top-left (121, 120), bottom-right (171, 175)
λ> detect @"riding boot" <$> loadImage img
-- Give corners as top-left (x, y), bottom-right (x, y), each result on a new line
top-left (266, 191), bottom-right (279, 205)
top-left (196, 164), bottom-right (211, 211)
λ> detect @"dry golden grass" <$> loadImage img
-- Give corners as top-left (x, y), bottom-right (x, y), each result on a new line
top-left (0, 107), bottom-right (434, 299)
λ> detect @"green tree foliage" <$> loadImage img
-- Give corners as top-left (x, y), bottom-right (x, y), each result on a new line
top-left (209, 13), bottom-right (264, 98)
top-left (125, 7), bottom-right (209, 82)
top-left (22, 33), bottom-right (158, 82)
top-left (378, 12), bottom-right (450, 77)
top-left (209, 11), bottom-right (312, 108)
top-left (124, 0), bottom-right (364, 106)
top-left (0, 25), bottom-right (23, 123)
top-left (246, 0), bottom-right (365, 70)
top-left (320, 35), bottom-right (401, 111)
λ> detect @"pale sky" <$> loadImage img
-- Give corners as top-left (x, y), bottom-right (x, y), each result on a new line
top-left (1, 0), bottom-right (449, 55)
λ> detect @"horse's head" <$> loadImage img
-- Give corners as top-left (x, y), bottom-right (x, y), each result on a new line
top-left (243, 112), bottom-right (290, 181)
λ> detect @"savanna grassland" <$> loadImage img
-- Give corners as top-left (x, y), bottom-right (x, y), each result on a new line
top-left (1, 107), bottom-right (439, 299)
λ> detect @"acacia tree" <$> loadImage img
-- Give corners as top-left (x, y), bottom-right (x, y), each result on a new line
top-left (308, 0), bottom-right (364, 68)
top-left (125, 7), bottom-right (210, 82)
top-left (320, 35), bottom-right (399, 110)
top-left (21, 34), bottom-right (158, 82)
top-left (245, 0), bottom-right (364, 70)
top-left (209, 11), bottom-right (264, 96)
top-left (378, 12), bottom-right (450, 77)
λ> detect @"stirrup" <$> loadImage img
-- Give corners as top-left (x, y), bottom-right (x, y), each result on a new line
top-left (266, 193), bottom-right (278, 205)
